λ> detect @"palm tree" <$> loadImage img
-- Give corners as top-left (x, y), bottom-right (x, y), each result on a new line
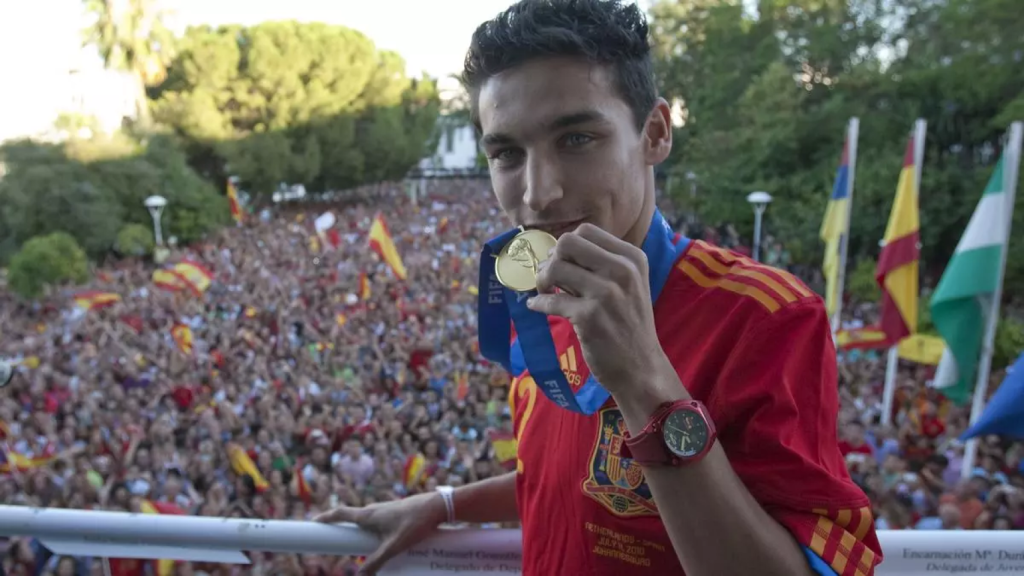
top-left (82, 0), bottom-right (175, 127)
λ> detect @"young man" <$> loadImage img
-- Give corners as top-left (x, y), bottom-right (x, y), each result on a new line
top-left (317, 1), bottom-right (882, 575)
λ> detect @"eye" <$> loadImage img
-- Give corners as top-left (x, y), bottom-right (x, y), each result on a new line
top-left (561, 133), bottom-right (593, 147)
top-left (488, 148), bottom-right (524, 166)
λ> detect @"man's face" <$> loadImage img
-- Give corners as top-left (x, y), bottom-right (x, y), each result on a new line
top-left (478, 57), bottom-right (668, 240)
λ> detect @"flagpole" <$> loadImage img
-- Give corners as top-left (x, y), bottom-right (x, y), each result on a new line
top-left (831, 117), bottom-right (859, 338)
top-left (962, 121), bottom-right (1022, 479)
top-left (881, 119), bottom-right (927, 426)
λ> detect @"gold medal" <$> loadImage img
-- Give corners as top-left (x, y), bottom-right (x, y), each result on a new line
top-left (494, 228), bottom-right (558, 292)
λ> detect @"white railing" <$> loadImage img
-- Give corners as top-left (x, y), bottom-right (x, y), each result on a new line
top-left (0, 506), bottom-right (1021, 575)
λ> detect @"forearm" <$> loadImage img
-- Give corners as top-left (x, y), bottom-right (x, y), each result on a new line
top-left (450, 471), bottom-right (519, 524)
top-left (615, 363), bottom-right (813, 576)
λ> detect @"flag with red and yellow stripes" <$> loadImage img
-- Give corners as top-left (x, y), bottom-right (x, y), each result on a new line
top-left (139, 499), bottom-right (185, 576)
top-left (875, 135), bottom-right (920, 345)
top-left (171, 324), bottom-right (193, 356)
top-left (152, 261), bottom-right (214, 296)
top-left (358, 272), bottom-right (371, 300)
top-left (368, 213), bottom-right (408, 280)
top-left (675, 241), bottom-right (816, 314)
top-left (73, 291), bottom-right (121, 311)
top-left (835, 326), bottom-right (889, 351)
top-left (294, 465), bottom-right (312, 505)
top-left (403, 453), bottom-right (426, 490)
top-left (1, 447), bottom-right (56, 473)
top-left (226, 443), bottom-right (269, 492)
top-left (227, 180), bottom-right (243, 225)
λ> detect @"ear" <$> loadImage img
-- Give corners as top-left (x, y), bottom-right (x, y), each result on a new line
top-left (642, 97), bottom-right (673, 166)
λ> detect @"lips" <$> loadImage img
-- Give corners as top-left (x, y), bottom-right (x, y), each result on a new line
top-left (527, 219), bottom-right (586, 237)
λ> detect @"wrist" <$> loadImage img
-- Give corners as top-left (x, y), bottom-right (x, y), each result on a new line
top-left (614, 357), bottom-right (689, 435)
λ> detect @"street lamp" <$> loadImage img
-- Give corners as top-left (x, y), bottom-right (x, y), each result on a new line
top-left (144, 195), bottom-right (167, 246)
top-left (746, 191), bottom-right (772, 262)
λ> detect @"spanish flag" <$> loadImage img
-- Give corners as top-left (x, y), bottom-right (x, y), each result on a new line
top-left (226, 443), bottom-right (269, 492)
top-left (0, 448), bottom-right (55, 473)
top-left (820, 125), bottom-right (855, 320)
top-left (171, 324), bottom-right (193, 356)
top-left (403, 453), bottom-right (426, 490)
top-left (293, 465), bottom-right (312, 505)
top-left (488, 430), bottom-right (517, 471)
top-left (152, 261), bottom-right (214, 296)
top-left (359, 272), bottom-right (371, 300)
top-left (438, 216), bottom-right (450, 234)
top-left (172, 260), bottom-right (214, 295)
top-left (368, 214), bottom-right (408, 280)
top-left (227, 180), bottom-right (243, 226)
top-left (876, 132), bottom-right (921, 345)
top-left (73, 291), bottom-right (121, 311)
top-left (139, 500), bottom-right (185, 576)
top-left (835, 326), bottom-right (888, 351)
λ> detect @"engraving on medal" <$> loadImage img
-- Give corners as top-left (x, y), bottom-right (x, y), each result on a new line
top-left (494, 229), bottom-right (557, 292)
top-left (508, 237), bottom-right (541, 277)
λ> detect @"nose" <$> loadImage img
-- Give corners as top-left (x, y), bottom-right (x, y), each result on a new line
top-left (523, 154), bottom-right (563, 213)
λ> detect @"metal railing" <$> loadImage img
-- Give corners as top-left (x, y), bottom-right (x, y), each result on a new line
top-left (0, 505), bottom-right (1020, 575)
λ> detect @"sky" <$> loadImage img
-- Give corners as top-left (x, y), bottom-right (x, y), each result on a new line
top-left (0, 0), bottom-right (643, 142)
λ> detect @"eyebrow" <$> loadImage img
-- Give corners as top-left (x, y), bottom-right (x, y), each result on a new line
top-left (480, 109), bottom-right (609, 147)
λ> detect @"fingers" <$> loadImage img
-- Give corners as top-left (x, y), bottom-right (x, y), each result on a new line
top-left (357, 535), bottom-right (400, 576)
top-left (526, 293), bottom-right (588, 320)
top-left (313, 505), bottom-right (364, 525)
top-left (535, 257), bottom-right (590, 296)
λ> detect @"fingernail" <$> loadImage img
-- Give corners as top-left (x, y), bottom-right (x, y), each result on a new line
top-left (526, 297), bottom-right (535, 307)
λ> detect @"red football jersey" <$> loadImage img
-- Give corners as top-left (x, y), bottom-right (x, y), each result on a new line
top-left (509, 241), bottom-right (882, 576)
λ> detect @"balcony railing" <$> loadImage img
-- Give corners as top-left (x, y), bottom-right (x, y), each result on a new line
top-left (0, 505), bottom-right (1020, 575)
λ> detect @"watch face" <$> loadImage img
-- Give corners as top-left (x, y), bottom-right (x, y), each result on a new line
top-left (662, 409), bottom-right (709, 458)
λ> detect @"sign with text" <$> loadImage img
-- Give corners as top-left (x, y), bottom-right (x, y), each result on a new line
top-left (380, 530), bottom-right (1024, 576)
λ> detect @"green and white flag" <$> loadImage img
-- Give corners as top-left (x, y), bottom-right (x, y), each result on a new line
top-left (930, 157), bottom-right (1012, 405)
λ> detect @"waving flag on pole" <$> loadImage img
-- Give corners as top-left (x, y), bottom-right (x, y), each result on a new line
top-left (359, 272), bottom-right (371, 300)
top-left (961, 352), bottom-right (1024, 440)
top-left (876, 134), bottom-right (921, 345)
top-left (368, 213), bottom-right (408, 280)
top-left (226, 443), bottom-right (270, 492)
top-left (820, 119), bottom-right (858, 329)
top-left (226, 180), bottom-right (243, 226)
top-left (931, 132), bottom-right (1019, 405)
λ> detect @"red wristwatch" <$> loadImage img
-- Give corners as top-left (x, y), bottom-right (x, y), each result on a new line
top-left (621, 399), bottom-right (717, 466)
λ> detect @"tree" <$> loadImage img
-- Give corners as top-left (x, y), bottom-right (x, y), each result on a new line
top-left (151, 21), bottom-right (440, 197)
top-left (8, 233), bottom-right (90, 299)
top-left (650, 0), bottom-right (1024, 302)
top-left (82, 0), bottom-right (176, 126)
top-left (115, 224), bottom-right (155, 256)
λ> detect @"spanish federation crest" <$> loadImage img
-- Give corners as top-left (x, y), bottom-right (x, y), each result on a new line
top-left (581, 407), bottom-right (658, 517)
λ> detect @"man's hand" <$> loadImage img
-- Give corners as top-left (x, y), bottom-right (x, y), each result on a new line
top-left (315, 492), bottom-right (446, 576)
top-left (527, 223), bottom-right (673, 394)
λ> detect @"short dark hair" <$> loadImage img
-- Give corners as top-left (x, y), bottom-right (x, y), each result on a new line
top-left (462, 0), bottom-right (657, 131)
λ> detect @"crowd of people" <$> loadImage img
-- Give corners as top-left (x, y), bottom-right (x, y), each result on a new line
top-left (0, 180), bottom-right (1021, 575)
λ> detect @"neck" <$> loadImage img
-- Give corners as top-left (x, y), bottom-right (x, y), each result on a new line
top-left (622, 181), bottom-right (657, 248)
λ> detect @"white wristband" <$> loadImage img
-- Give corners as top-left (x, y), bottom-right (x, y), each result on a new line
top-left (436, 485), bottom-right (455, 524)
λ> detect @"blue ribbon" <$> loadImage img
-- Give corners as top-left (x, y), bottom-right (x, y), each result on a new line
top-left (477, 210), bottom-right (690, 415)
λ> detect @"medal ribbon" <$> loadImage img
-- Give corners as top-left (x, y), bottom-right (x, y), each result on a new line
top-left (477, 210), bottom-right (690, 415)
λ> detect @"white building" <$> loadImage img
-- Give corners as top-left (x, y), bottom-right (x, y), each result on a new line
top-left (418, 115), bottom-right (479, 174)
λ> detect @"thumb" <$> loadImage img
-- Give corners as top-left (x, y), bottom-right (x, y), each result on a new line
top-left (357, 535), bottom-right (401, 576)
top-left (313, 505), bottom-right (363, 525)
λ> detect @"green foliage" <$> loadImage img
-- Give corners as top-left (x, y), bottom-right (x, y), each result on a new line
top-left (115, 224), bottom-right (155, 256)
top-left (994, 317), bottom-right (1024, 372)
top-left (0, 137), bottom-right (226, 265)
top-left (151, 21), bottom-right (440, 197)
top-left (7, 233), bottom-right (90, 299)
top-left (653, 0), bottom-right (1024, 299)
top-left (846, 258), bottom-right (880, 304)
